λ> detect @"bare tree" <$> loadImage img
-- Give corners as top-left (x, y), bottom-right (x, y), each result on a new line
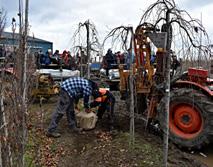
top-left (103, 26), bottom-right (137, 146)
top-left (71, 20), bottom-right (102, 78)
top-left (0, 7), bottom-right (7, 167)
top-left (140, 0), bottom-right (211, 70)
top-left (139, 1), bottom-right (211, 166)
top-left (103, 1), bottom-right (211, 166)
top-left (0, 1), bottom-right (35, 166)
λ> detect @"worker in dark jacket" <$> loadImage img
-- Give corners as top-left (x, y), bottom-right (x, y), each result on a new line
top-left (103, 49), bottom-right (117, 76)
top-left (89, 88), bottom-right (115, 131)
top-left (47, 77), bottom-right (98, 138)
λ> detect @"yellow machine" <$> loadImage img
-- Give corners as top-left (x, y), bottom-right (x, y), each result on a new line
top-left (119, 23), bottom-right (156, 98)
top-left (31, 73), bottom-right (59, 99)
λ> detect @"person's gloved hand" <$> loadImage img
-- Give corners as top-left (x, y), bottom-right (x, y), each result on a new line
top-left (85, 108), bottom-right (91, 113)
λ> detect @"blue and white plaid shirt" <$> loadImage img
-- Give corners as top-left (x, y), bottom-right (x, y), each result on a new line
top-left (61, 77), bottom-right (92, 108)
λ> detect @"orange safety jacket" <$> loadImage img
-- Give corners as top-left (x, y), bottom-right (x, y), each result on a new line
top-left (94, 88), bottom-right (109, 103)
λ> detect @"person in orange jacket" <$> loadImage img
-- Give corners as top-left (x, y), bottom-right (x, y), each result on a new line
top-left (89, 88), bottom-right (115, 131)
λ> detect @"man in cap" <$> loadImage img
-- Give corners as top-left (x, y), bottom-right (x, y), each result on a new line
top-left (89, 87), bottom-right (115, 131)
top-left (47, 77), bottom-right (98, 137)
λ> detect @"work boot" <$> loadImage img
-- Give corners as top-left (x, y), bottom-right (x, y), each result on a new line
top-left (46, 131), bottom-right (61, 138)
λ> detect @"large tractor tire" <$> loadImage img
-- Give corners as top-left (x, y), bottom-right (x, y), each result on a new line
top-left (158, 88), bottom-right (213, 149)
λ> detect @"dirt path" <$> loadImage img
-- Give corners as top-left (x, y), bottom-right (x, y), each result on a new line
top-left (192, 144), bottom-right (213, 167)
top-left (28, 95), bottom-right (208, 167)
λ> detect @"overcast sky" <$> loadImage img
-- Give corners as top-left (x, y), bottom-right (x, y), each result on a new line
top-left (1, 0), bottom-right (213, 52)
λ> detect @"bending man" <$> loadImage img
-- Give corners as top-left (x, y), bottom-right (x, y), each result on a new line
top-left (47, 77), bottom-right (98, 138)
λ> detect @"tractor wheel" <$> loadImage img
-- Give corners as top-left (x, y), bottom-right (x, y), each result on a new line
top-left (158, 88), bottom-right (213, 149)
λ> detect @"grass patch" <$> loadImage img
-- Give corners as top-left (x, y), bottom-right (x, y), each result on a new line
top-left (112, 131), bottom-right (163, 167)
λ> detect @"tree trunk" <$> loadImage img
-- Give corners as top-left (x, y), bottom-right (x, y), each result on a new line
top-left (86, 20), bottom-right (90, 79)
top-left (0, 97), bottom-right (3, 167)
top-left (129, 29), bottom-right (135, 146)
top-left (163, 10), bottom-right (172, 167)
top-left (21, 0), bottom-right (29, 166)
top-left (2, 102), bottom-right (13, 166)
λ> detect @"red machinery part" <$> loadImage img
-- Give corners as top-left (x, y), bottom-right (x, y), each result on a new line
top-left (170, 103), bottom-right (203, 140)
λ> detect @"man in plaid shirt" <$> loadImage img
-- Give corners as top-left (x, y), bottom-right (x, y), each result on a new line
top-left (47, 77), bottom-right (98, 138)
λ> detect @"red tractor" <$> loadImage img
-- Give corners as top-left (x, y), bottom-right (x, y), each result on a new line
top-left (158, 68), bottom-right (213, 149)
top-left (119, 23), bottom-right (213, 149)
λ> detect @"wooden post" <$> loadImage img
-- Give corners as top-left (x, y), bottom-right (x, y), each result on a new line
top-left (129, 27), bottom-right (135, 146)
top-left (18, 0), bottom-right (22, 44)
top-left (2, 99), bottom-right (12, 166)
top-left (0, 96), bottom-right (3, 167)
top-left (80, 47), bottom-right (83, 77)
top-left (21, 0), bottom-right (29, 166)
top-left (163, 10), bottom-right (172, 167)
top-left (86, 20), bottom-right (90, 79)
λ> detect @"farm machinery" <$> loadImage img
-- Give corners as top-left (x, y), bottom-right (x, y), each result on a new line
top-left (0, 51), bottom-right (81, 101)
top-left (119, 23), bottom-right (213, 149)
top-left (31, 73), bottom-right (59, 99)
top-left (0, 67), bottom-right (60, 101)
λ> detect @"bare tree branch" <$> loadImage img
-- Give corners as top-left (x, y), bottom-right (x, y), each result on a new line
top-left (0, 8), bottom-right (7, 37)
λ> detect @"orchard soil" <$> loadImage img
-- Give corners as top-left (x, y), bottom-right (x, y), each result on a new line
top-left (27, 92), bottom-right (208, 167)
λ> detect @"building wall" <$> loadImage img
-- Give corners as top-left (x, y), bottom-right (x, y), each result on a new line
top-left (29, 41), bottom-right (53, 53)
top-left (0, 38), bottom-right (53, 54)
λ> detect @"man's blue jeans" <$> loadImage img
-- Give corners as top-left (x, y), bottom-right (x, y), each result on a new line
top-left (48, 89), bottom-right (76, 133)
